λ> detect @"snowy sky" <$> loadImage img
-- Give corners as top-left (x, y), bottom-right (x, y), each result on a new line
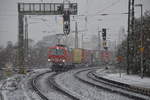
top-left (0, 0), bottom-right (150, 47)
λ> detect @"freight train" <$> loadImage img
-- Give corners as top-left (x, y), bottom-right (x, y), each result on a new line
top-left (48, 44), bottom-right (94, 72)
top-left (48, 44), bottom-right (112, 72)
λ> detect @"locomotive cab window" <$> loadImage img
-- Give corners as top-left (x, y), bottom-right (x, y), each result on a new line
top-left (50, 48), bottom-right (64, 55)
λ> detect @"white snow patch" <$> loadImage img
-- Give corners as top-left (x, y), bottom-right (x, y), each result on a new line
top-left (96, 69), bottom-right (150, 89)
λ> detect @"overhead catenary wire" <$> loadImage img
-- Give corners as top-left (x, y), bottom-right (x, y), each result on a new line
top-left (76, 0), bottom-right (122, 17)
top-left (96, 0), bottom-right (121, 13)
top-left (0, 14), bottom-right (17, 17)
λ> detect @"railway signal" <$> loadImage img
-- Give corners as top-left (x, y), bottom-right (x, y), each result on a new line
top-left (63, 10), bottom-right (70, 35)
top-left (103, 40), bottom-right (108, 50)
top-left (102, 28), bottom-right (106, 40)
top-left (102, 28), bottom-right (108, 50)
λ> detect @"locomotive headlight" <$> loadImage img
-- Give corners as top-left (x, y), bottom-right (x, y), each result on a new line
top-left (62, 59), bottom-right (65, 62)
top-left (48, 59), bottom-right (51, 61)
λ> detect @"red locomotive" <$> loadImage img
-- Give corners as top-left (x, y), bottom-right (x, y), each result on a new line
top-left (48, 44), bottom-right (99, 72)
top-left (48, 45), bottom-right (73, 71)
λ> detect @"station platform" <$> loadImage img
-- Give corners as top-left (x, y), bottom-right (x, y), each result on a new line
top-left (96, 69), bottom-right (150, 89)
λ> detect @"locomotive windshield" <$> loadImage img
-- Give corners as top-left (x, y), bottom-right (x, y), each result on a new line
top-left (50, 48), bottom-right (64, 55)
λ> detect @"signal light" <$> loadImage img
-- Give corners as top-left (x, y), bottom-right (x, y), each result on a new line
top-left (62, 59), bottom-right (65, 62)
top-left (63, 21), bottom-right (70, 35)
top-left (65, 24), bottom-right (69, 29)
top-left (63, 10), bottom-right (70, 35)
top-left (102, 28), bottom-right (106, 40)
top-left (48, 59), bottom-right (51, 61)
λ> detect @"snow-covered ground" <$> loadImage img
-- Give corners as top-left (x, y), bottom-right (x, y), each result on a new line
top-left (35, 72), bottom-right (71, 100)
top-left (0, 68), bottom-right (50, 100)
top-left (1, 67), bottom-right (149, 100)
top-left (55, 68), bottom-right (133, 100)
top-left (0, 68), bottom-right (73, 100)
top-left (0, 74), bottom-right (28, 100)
top-left (96, 69), bottom-right (150, 89)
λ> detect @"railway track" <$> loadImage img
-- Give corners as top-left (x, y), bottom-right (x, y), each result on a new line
top-left (48, 73), bottom-right (80, 100)
top-left (31, 71), bottom-right (50, 100)
top-left (31, 70), bottom-right (80, 100)
top-left (74, 68), bottom-right (150, 100)
top-left (31, 67), bottom-right (150, 100)
top-left (91, 71), bottom-right (150, 97)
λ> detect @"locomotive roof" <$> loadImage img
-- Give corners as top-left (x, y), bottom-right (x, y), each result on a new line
top-left (48, 45), bottom-right (67, 49)
top-left (56, 44), bottom-right (67, 47)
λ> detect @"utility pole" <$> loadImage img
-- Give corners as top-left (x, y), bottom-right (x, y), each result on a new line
top-left (131, 0), bottom-right (135, 72)
top-left (98, 29), bottom-right (101, 51)
top-left (127, 0), bottom-right (131, 74)
top-left (75, 22), bottom-right (78, 48)
top-left (24, 16), bottom-right (28, 60)
top-left (140, 4), bottom-right (144, 79)
top-left (127, 0), bottom-right (135, 74)
top-left (135, 4), bottom-right (144, 78)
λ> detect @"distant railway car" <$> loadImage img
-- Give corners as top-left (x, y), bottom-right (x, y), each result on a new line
top-left (100, 50), bottom-right (111, 64)
top-left (82, 49), bottom-right (92, 65)
top-left (90, 50), bottom-right (102, 65)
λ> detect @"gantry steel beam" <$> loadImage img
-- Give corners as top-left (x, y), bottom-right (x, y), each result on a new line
top-left (18, 3), bottom-right (77, 15)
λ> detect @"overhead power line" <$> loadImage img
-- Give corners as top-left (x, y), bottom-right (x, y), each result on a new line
top-left (96, 0), bottom-right (121, 13)
top-left (0, 14), bottom-right (17, 17)
top-left (73, 12), bottom-right (129, 20)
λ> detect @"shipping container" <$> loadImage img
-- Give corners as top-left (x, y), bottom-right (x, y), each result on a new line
top-left (82, 49), bottom-right (95, 65)
top-left (72, 48), bottom-right (83, 64)
top-left (94, 50), bottom-right (101, 65)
